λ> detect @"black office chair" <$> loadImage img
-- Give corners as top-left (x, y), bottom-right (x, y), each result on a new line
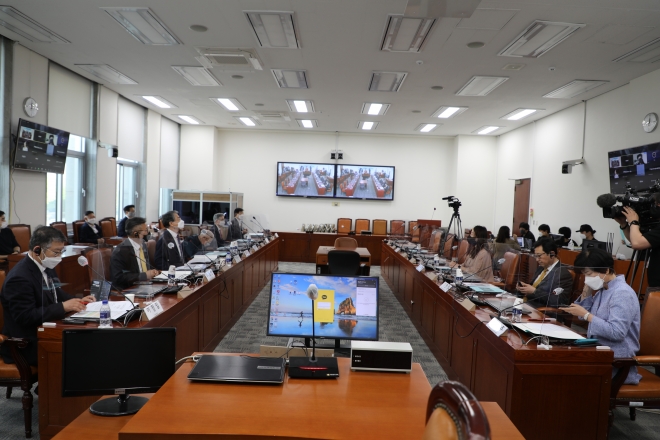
top-left (327, 250), bottom-right (361, 276)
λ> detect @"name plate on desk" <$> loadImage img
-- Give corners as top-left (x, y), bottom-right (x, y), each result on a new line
top-left (243, 250), bottom-right (250, 258)
top-left (142, 300), bottom-right (164, 321)
top-left (416, 264), bottom-right (425, 272)
top-left (274, 233), bottom-right (279, 238)
top-left (265, 237), bottom-right (270, 243)
top-left (203, 269), bottom-right (215, 283)
top-left (395, 247), bottom-right (401, 253)
top-left (487, 317), bottom-right (507, 337)
top-left (409, 257), bottom-right (416, 263)
top-left (233, 255), bottom-right (242, 264)
top-left (252, 245), bottom-right (258, 252)
top-left (439, 282), bottom-right (452, 292)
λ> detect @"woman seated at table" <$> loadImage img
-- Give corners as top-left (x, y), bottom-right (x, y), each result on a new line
top-left (560, 248), bottom-right (641, 384)
top-left (451, 226), bottom-right (494, 283)
top-left (490, 226), bottom-right (520, 268)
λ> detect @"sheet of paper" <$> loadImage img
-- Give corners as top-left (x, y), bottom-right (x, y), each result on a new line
top-left (512, 323), bottom-right (584, 340)
top-left (72, 300), bottom-right (133, 320)
top-left (154, 270), bottom-right (192, 280)
top-left (188, 255), bottom-right (215, 264)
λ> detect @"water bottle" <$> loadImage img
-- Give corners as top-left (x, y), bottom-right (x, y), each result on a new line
top-left (99, 300), bottom-right (112, 328)
top-left (455, 266), bottom-right (464, 286)
top-left (168, 265), bottom-right (176, 287)
top-left (225, 252), bottom-right (232, 268)
top-left (512, 298), bottom-right (524, 323)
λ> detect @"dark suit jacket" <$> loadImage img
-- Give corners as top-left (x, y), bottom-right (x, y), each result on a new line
top-left (227, 218), bottom-right (243, 241)
top-left (154, 230), bottom-right (185, 270)
top-left (522, 230), bottom-right (536, 242)
top-left (79, 222), bottom-right (103, 244)
top-left (0, 257), bottom-right (73, 365)
top-left (0, 228), bottom-right (19, 254)
top-left (211, 224), bottom-right (225, 247)
top-left (110, 239), bottom-right (152, 288)
top-left (117, 217), bottom-right (128, 237)
top-left (526, 263), bottom-right (573, 308)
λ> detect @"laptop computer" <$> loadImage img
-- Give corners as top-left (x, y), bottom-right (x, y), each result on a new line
top-left (187, 355), bottom-right (286, 384)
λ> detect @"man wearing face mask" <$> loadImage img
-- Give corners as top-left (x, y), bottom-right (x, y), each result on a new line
top-left (117, 204), bottom-right (136, 238)
top-left (227, 208), bottom-right (248, 241)
top-left (183, 229), bottom-right (216, 260)
top-left (0, 210), bottom-right (20, 263)
top-left (110, 217), bottom-right (160, 288)
top-left (154, 210), bottom-right (186, 270)
top-left (210, 213), bottom-right (226, 246)
top-left (79, 211), bottom-right (104, 244)
top-left (1, 227), bottom-right (94, 366)
top-left (512, 222), bottom-right (535, 243)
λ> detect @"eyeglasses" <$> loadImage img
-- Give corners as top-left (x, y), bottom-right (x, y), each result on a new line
top-left (45, 248), bottom-right (64, 257)
top-left (532, 253), bottom-right (547, 259)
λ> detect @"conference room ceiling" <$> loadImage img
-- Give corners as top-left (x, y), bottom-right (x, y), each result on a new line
top-left (3, 0), bottom-right (660, 137)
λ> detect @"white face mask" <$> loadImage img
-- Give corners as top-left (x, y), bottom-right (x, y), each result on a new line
top-left (87, 218), bottom-right (98, 225)
top-left (40, 255), bottom-right (62, 269)
top-left (127, 211), bottom-right (136, 218)
top-left (177, 220), bottom-right (185, 230)
top-left (580, 234), bottom-right (586, 239)
top-left (584, 274), bottom-right (604, 291)
top-left (238, 214), bottom-right (244, 220)
top-left (0, 221), bottom-right (7, 229)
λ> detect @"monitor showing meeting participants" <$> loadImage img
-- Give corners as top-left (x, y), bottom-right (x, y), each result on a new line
top-left (608, 142), bottom-right (660, 194)
top-left (266, 273), bottom-right (379, 341)
top-left (335, 164), bottom-right (395, 200)
top-left (13, 118), bottom-right (70, 174)
top-left (276, 162), bottom-right (335, 198)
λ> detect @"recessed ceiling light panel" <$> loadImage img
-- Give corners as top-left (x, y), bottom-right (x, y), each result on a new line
top-left (473, 126), bottom-right (501, 135)
top-left (499, 20), bottom-right (584, 58)
top-left (76, 64), bottom-right (137, 85)
top-left (381, 15), bottom-right (436, 52)
top-left (369, 71), bottom-right (408, 92)
top-left (176, 115), bottom-right (203, 124)
top-left (613, 37), bottom-right (660, 63)
top-left (140, 95), bottom-right (177, 109)
top-left (285, 100), bottom-right (314, 113)
top-left (501, 108), bottom-right (543, 121)
top-left (416, 123), bottom-right (438, 133)
top-left (543, 80), bottom-right (608, 99)
top-left (361, 103), bottom-right (390, 116)
top-left (211, 98), bottom-right (244, 111)
top-left (244, 11), bottom-right (299, 48)
top-left (358, 121), bottom-right (379, 131)
top-left (271, 69), bottom-right (308, 88)
top-left (296, 119), bottom-right (318, 128)
top-left (432, 106), bottom-right (468, 119)
top-left (101, 7), bottom-right (180, 45)
top-left (0, 6), bottom-right (69, 43)
top-left (195, 48), bottom-right (263, 71)
top-left (172, 66), bottom-right (222, 86)
top-left (456, 76), bottom-right (509, 96)
top-left (235, 116), bottom-right (260, 127)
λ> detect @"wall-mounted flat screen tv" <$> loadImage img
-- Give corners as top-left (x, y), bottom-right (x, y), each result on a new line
top-left (276, 162), bottom-right (335, 198)
top-left (608, 142), bottom-right (660, 194)
top-left (335, 164), bottom-right (395, 200)
top-left (13, 118), bottom-right (70, 174)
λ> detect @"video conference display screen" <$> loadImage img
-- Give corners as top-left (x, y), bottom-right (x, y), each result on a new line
top-left (266, 273), bottom-right (379, 341)
top-left (13, 118), bottom-right (70, 174)
top-left (276, 162), bottom-right (335, 197)
top-left (335, 164), bottom-right (395, 200)
top-left (608, 142), bottom-right (660, 194)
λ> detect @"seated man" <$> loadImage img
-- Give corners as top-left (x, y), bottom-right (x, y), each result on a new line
top-left (110, 216), bottom-right (160, 289)
top-left (183, 229), bottom-right (215, 260)
top-left (154, 210), bottom-right (185, 270)
top-left (227, 208), bottom-right (247, 241)
top-left (514, 222), bottom-right (535, 242)
top-left (0, 227), bottom-right (93, 366)
top-left (117, 204), bottom-right (136, 238)
top-left (538, 224), bottom-right (551, 237)
top-left (79, 211), bottom-right (104, 244)
top-left (210, 213), bottom-right (226, 247)
top-left (555, 226), bottom-right (578, 248)
top-left (517, 237), bottom-right (573, 308)
top-left (0, 210), bottom-right (20, 261)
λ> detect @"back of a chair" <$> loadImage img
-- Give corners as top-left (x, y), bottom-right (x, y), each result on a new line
top-left (390, 220), bottom-right (405, 236)
top-left (499, 252), bottom-right (520, 291)
top-left (443, 234), bottom-right (455, 259)
top-left (72, 220), bottom-right (85, 244)
top-left (84, 247), bottom-right (112, 282)
top-left (456, 239), bottom-right (470, 264)
top-left (99, 218), bottom-right (115, 238)
top-left (334, 237), bottom-right (358, 250)
top-left (50, 222), bottom-right (68, 240)
top-left (639, 290), bottom-right (660, 356)
top-left (372, 219), bottom-right (387, 235)
top-left (147, 239), bottom-right (157, 268)
top-left (410, 221), bottom-right (420, 243)
top-left (327, 250), bottom-right (361, 276)
top-left (430, 230), bottom-right (442, 253)
top-left (355, 219), bottom-right (370, 234)
top-left (570, 271), bottom-right (585, 303)
top-left (337, 218), bottom-right (352, 235)
top-left (0, 270), bottom-right (5, 330)
top-left (7, 224), bottom-right (31, 252)
top-left (423, 381), bottom-right (490, 440)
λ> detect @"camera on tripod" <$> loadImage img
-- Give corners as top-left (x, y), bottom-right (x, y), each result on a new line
top-left (442, 195), bottom-right (462, 212)
top-left (597, 182), bottom-right (660, 229)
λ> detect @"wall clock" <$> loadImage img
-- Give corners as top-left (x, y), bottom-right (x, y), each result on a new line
top-left (23, 97), bottom-right (38, 117)
top-left (643, 112), bottom-right (658, 133)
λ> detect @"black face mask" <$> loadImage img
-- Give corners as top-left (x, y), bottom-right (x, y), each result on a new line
top-left (467, 237), bottom-right (477, 246)
top-left (651, 205), bottom-right (660, 218)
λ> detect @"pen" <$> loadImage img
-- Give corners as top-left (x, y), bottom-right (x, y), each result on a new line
top-left (526, 319), bottom-right (552, 322)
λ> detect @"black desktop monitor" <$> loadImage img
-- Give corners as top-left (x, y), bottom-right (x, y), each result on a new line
top-left (581, 240), bottom-right (608, 252)
top-left (62, 328), bottom-right (176, 416)
top-left (172, 201), bottom-right (200, 224)
top-left (266, 273), bottom-right (379, 346)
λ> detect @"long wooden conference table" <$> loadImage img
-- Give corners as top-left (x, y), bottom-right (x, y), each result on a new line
top-left (37, 238), bottom-right (280, 440)
top-left (381, 242), bottom-right (613, 440)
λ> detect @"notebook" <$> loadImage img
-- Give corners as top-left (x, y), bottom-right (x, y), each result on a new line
top-left (187, 355), bottom-right (285, 384)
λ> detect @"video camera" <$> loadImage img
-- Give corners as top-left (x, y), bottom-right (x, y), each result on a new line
top-left (442, 195), bottom-right (462, 213)
top-left (597, 182), bottom-right (660, 229)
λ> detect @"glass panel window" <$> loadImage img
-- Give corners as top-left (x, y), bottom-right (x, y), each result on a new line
top-left (46, 134), bottom-right (85, 224)
top-left (116, 159), bottom-right (139, 219)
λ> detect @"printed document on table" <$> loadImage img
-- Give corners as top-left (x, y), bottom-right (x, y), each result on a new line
top-left (71, 300), bottom-right (133, 320)
top-left (154, 270), bottom-right (192, 280)
top-left (512, 323), bottom-right (584, 340)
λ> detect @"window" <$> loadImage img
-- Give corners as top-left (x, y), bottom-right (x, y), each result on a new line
top-left (46, 135), bottom-right (85, 224)
top-left (116, 158), bottom-right (139, 219)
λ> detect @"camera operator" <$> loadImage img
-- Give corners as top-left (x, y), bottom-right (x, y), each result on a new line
top-left (615, 193), bottom-right (660, 298)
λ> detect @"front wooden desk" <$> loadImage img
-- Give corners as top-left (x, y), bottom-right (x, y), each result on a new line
top-left (277, 231), bottom-right (385, 265)
top-left (37, 238), bottom-right (280, 440)
top-left (381, 243), bottom-right (613, 440)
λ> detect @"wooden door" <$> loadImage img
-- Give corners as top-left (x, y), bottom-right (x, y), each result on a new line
top-left (512, 179), bottom-right (531, 232)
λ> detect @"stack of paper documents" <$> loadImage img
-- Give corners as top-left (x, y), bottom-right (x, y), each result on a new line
top-left (154, 270), bottom-right (192, 281)
top-left (71, 300), bottom-right (134, 320)
top-left (512, 323), bottom-right (584, 340)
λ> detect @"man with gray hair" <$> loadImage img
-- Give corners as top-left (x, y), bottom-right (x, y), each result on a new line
top-left (210, 212), bottom-right (226, 246)
top-left (183, 229), bottom-right (216, 260)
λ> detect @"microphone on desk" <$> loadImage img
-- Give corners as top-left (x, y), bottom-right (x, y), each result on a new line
top-left (251, 216), bottom-right (270, 236)
top-left (77, 256), bottom-right (137, 309)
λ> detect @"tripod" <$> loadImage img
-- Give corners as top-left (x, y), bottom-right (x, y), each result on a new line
top-left (625, 248), bottom-right (652, 301)
top-left (440, 206), bottom-right (463, 257)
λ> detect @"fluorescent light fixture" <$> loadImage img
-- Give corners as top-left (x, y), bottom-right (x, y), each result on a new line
top-left (358, 121), bottom-right (379, 130)
top-left (457, 76), bottom-right (509, 96)
top-left (613, 37), bottom-right (660, 63)
top-left (195, 48), bottom-right (263, 70)
top-left (369, 71), bottom-right (408, 92)
top-left (499, 20), bottom-right (584, 58)
top-left (244, 11), bottom-right (299, 48)
top-left (101, 7), bottom-right (180, 45)
top-left (297, 119), bottom-right (318, 128)
top-left (381, 15), bottom-right (436, 52)
top-left (271, 69), bottom-right (308, 88)
top-left (543, 80), bottom-right (608, 99)
top-left (286, 99), bottom-right (315, 113)
top-left (433, 106), bottom-right (468, 119)
top-left (171, 66), bottom-right (221, 86)
top-left (212, 98), bottom-right (244, 111)
top-left (235, 116), bottom-right (259, 127)
top-left (416, 123), bottom-right (438, 133)
top-left (361, 103), bottom-right (390, 116)
top-left (501, 108), bottom-right (542, 121)
top-left (176, 115), bottom-right (203, 125)
top-left (0, 6), bottom-right (69, 43)
top-left (76, 64), bottom-right (137, 85)
top-left (474, 126), bottom-right (501, 135)
top-left (141, 96), bottom-right (177, 109)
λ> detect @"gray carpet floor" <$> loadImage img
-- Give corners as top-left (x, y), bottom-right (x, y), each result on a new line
top-left (0, 263), bottom-right (657, 439)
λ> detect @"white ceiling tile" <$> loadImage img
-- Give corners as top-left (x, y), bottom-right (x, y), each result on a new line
top-left (590, 24), bottom-right (654, 45)
top-left (456, 8), bottom-right (519, 31)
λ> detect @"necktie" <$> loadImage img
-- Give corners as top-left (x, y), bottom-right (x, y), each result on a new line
top-left (139, 246), bottom-right (148, 273)
top-left (175, 235), bottom-right (183, 257)
top-left (532, 268), bottom-right (548, 288)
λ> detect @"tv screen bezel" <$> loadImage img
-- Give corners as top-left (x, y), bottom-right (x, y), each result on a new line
top-left (276, 161), bottom-right (337, 198)
top-left (265, 272), bottom-right (380, 341)
top-left (13, 118), bottom-right (70, 174)
top-left (334, 163), bottom-right (395, 201)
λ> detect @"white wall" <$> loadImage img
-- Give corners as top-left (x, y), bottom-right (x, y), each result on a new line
top-left (179, 125), bottom-right (216, 191)
top-left (145, 110), bottom-right (161, 222)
